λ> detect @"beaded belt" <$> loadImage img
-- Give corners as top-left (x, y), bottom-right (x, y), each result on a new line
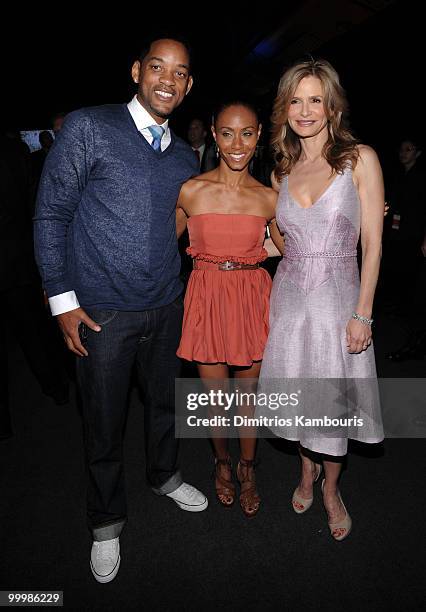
top-left (193, 260), bottom-right (260, 271)
top-left (284, 250), bottom-right (357, 259)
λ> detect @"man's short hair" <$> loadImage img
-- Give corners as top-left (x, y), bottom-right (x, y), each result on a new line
top-left (137, 33), bottom-right (193, 73)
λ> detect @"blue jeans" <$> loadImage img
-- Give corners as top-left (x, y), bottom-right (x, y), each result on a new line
top-left (76, 296), bottom-right (184, 541)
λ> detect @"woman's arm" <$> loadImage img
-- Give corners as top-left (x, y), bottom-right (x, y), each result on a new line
top-left (176, 181), bottom-right (192, 238)
top-left (346, 145), bottom-right (384, 353)
top-left (266, 219), bottom-right (285, 256)
top-left (263, 182), bottom-right (283, 257)
top-left (176, 207), bottom-right (188, 238)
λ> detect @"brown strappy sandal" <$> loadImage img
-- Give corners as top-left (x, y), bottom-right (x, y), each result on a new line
top-left (236, 458), bottom-right (261, 518)
top-left (214, 457), bottom-right (235, 507)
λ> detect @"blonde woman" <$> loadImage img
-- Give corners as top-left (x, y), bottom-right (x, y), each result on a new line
top-left (259, 59), bottom-right (384, 540)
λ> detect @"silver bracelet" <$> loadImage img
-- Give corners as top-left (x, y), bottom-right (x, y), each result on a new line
top-left (352, 312), bottom-right (373, 326)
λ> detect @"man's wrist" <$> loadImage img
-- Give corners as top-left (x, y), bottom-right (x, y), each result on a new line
top-left (48, 291), bottom-right (80, 316)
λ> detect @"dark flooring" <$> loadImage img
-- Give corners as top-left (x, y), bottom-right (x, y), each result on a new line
top-left (0, 311), bottom-right (425, 611)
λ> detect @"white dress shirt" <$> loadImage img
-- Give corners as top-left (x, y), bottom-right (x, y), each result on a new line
top-left (48, 95), bottom-right (170, 316)
top-left (127, 95), bottom-right (170, 151)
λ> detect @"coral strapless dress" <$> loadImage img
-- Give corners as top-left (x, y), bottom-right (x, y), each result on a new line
top-left (177, 213), bottom-right (272, 366)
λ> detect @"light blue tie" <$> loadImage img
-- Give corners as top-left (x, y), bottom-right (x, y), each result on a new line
top-left (148, 125), bottom-right (165, 152)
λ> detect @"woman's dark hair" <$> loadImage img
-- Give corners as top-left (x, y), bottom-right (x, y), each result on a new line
top-left (212, 100), bottom-right (260, 127)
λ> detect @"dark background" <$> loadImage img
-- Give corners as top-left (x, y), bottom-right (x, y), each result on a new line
top-left (5, 0), bottom-right (423, 170)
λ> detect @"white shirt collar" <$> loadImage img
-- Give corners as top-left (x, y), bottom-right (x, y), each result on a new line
top-left (127, 95), bottom-right (169, 134)
top-left (193, 143), bottom-right (206, 155)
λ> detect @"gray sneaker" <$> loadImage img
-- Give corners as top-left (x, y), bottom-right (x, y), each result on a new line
top-left (90, 537), bottom-right (120, 583)
top-left (166, 482), bottom-right (208, 512)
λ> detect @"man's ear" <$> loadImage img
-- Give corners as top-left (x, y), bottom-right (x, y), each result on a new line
top-left (131, 61), bottom-right (141, 84)
top-left (185, 75), bottom-right (194, 96)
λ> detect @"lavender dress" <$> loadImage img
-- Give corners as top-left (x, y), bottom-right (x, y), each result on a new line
top-left (258, 169), bottom-right (384, 455)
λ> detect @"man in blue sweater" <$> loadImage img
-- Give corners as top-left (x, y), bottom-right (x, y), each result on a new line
top-left (34, 36), bottom-right (208, 583)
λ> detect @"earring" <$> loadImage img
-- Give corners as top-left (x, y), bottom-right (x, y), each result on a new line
top-left (215, 144), bottom-right (219, 158)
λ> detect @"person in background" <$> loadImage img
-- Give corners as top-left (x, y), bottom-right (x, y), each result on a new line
top-left (187, 117), bottom-right (216, 172)
top-left (383, 138), bottom-right (425, 314)
top-left (51, 111), bottom-right (67, 135)
top-left (384, 138), bottom-right (426, 360)
top-left (180, 119), bottom-right (217, 285)
top-left (0, 131), bottom-right (69, 441)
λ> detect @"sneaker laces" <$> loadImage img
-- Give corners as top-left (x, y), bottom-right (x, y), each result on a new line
top-left (178, 482), bottom-right (198, 499)
top-left (96, 539), bottom-right (117, 564)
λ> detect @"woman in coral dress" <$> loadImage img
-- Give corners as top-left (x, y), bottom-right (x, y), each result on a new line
top-left (176, 101), bottom-right (282, 517)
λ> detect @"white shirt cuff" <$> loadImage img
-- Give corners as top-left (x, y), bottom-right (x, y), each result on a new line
top-left (48, 291), bottom-right (80, 316)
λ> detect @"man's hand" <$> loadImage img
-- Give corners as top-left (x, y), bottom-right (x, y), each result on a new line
top-left (57, 307), bottom-right (101, 357)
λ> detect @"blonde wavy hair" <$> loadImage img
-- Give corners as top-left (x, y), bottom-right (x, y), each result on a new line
top-left (271, 58), bottom-right (359, 182)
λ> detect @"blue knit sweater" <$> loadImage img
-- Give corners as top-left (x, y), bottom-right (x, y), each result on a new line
top-left (34, 104), bottom-right (198, 310)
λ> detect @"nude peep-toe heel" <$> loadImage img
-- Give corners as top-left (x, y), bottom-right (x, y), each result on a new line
top-left (292, 463), bottom-right (322, 514)
top-left (321, 479), bottom-right (352, 541)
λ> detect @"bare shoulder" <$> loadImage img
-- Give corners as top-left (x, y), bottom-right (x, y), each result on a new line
top-left (262, 183), bottom-right (279, 205)
top-left (352, 145), bottom-right (383, 191)
top-left (354, 144), bottom-right (381, 173)
top-left (177, 179), bottom-right (193, 205)
top-left (180, 177), bottom-right (197, 193)
top-left (248, 175), bottom-right (277, 198)
top-left (179, 173), bottom-right (214, 198)
top-left (255, 183), bottom-right (278, 219)
top-left (178, 170), bottom-right (220, 211)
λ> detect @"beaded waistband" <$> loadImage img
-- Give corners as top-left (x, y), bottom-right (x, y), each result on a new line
top-left (284, 250), bottom-right (357, 259)
top-left (193, 260), bottom-right (260, 271)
